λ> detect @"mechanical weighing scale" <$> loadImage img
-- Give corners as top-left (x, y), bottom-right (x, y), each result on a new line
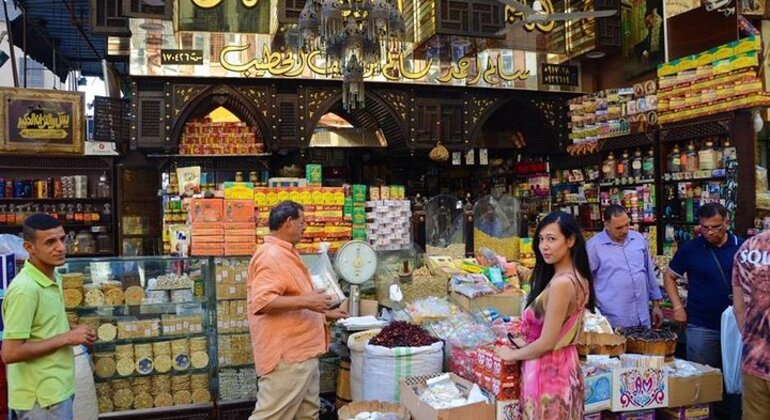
top-left (334, 240), bottom-right (378, 317)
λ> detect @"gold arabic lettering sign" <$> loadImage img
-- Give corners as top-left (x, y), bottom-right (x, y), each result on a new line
top-left (0, 87), bottom-right (83, 154)
top-left (219, 45), bottom-right (529, 85)
top-left (191, 0), bottom-right (259, 9)
top-left (505, 0), bottom-right (556, 33)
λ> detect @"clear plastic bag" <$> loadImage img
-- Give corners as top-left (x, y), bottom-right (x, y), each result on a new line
top-left (309, 243), bottom-right (346, 307)
top-left (0, 234), bottom-right (27, 260)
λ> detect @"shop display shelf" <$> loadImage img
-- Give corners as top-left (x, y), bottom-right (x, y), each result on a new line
top-left (551, 181), bottom-right (598, 187)
top-left (0, 222), bottom-right (112, 230)
top-left (98, 402), bottom-right (214, 419)
top-left (92, 332), bottom-right (207, 347)
top-left (216, 330), bottom-right (251, 336)
top-left (662, 220), bottom-right (699, 225)
top-left (598, 179), bottom-right (656, 188)
top-left (554, 201), bottom-right (600, 206)
top-left (661, 174), bottom-right (727, 184)
top-left (218, 363), bottom-right (256, 369)
top-left (0, 197), bottom-right (112, 202)
top-left (148, 153), bottom-right (272, 158)
top-left (70, 301), bottom-right (206, 313)
top-left (93, 367), bottom-right (212, 383)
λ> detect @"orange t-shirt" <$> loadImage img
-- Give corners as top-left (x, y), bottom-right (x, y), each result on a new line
top-left (247, 235), bottom-right (329, 376)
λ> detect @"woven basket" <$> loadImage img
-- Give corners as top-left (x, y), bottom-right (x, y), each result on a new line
top-left (625, 336), bottom-right (678, 359)
top-left (337, 401), bottom-right (411, 420)
top-left (575, 332), bottom-right (626, 357)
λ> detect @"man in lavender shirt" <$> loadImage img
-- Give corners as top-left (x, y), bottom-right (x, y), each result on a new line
top-left (587, 204), bottom-right (663, 328)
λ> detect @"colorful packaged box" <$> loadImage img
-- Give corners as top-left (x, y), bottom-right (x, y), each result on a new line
top-left (224, 200), bottom-right (254, 222)
top-left (352, 228), bottom-right (367, 240)
top-left (190, 199), bottom-right (224, 222)
top-left (657, 404), bottom-right (709, 419)
top-left (1, 253), bottom-right (16, 290)
top-left (352, 184), bottom-right (367, 202)
top-left (306, 164), bottom-right (322, 186)
top-left (601, 409), bottom-right (656, 420)
top-left (224, 182), bottom-right (254, 200)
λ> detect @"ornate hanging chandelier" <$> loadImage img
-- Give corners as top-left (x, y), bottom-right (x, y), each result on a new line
top-left (294, 0), bottom-right (405, 111)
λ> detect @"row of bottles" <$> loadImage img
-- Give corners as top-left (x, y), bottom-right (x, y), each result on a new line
top-left (602, 148), bottom-right (656, 182)
top-left (0, 203), bottom-right (112, 226)
top-left (0, 173), bottom-right (111, 199)
top-left (666, 137), bottom-right (735, 173)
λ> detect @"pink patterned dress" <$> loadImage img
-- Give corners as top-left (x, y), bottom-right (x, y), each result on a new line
top-left (520, 275), bottom-right (587, 419)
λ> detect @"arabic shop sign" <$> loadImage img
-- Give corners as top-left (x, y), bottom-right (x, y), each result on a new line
top-left (129, 20), bottom-right (581, 92)
top-left (219, 45), bottom-right (530, 85)
top-left (540, 63), bottom-right (579, 86)
top-left (161, 49), bottom-right (204, 65)
top-left (191, 0), bottom-right (259, 8)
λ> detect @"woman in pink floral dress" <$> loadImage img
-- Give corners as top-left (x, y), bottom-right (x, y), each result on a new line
top-left (496, 211), bottom-right (595, 419)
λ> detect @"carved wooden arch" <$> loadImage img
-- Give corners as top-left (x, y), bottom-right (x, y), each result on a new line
top-left (465, 93), bottom-right (557, 150)
top-left (169, 84), bottom-right (271, 150)
top-left (303, 91), bottom-right (409, 149)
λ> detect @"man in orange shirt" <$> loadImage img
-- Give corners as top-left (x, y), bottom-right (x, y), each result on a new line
top-left (247, 200), bottom-right (348, 420)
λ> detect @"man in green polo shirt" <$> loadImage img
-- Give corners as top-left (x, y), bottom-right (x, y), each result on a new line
top-left (1, 214), bottom-right (96, 420)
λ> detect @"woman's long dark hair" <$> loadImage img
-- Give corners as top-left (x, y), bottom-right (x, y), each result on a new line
top-left (526, 211), bottom-right (596, 311)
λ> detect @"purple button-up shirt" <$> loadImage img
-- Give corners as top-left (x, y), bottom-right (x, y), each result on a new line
top-left (586, 229), bottom-right (662, 328)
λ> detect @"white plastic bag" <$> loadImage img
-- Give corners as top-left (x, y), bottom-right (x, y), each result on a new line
top-left (0, 234), bottom-right (27, 260)
top-left (347, 329), bottom-right (382, 401)
top-left (361, 341), bottom-right (444, 403)
top-left (308, 243), bottom-right (346, 306)
top-left (721, 306), bottom-right (743, 394)
top-left (73, 346), bottom-right (98, 420)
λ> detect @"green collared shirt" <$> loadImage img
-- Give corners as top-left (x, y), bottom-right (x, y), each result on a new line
top-left (2, 261), bottom-right (74, 410)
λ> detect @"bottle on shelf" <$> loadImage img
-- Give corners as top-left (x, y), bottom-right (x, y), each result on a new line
top-left (618, 151), bottom-right (631, 181)
top-left (683, 142), bottom-right (699, 173)
top-left (722, 138), bottom-right (737, 166)
top-left (603, 152), bottom-right (617, 182)
top-left (643, 148), bottom-right (655, 179)
top-left (698, 139), bottom-right (717, 171)
top-left (668, 145), bottom-right (682, 173)
top-left (234, 171), bottom-right (244, 183)
top-left (631, 149), bottom-right (643, 180)
top-left (97, 172), bottom-right (111, 198)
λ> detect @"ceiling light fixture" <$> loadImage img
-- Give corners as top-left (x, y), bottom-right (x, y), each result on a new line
top-left (290, 0), bottom-right (405, 111)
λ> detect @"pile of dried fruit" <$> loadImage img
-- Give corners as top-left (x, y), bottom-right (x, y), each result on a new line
top-left (369, 321), bottom-right (440, 348)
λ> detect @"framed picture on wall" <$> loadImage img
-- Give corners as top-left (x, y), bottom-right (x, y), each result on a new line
top-left (622, 0), bottom-right (666, 79)
top-left (0, 87), bottom-right (84, 154)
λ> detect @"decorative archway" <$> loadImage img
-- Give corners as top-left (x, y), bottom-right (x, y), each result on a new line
top-left (169, 84), bottom-right (271, 150)
top-left (465, 93), bottom-right (564, 154)
top-left (304, 91), bottom-right (409, 150)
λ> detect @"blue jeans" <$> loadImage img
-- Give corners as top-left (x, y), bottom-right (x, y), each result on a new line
top-left (687, 325), bottom-right (741, 420)
top-left (686, 325), bottom-right (722, 369)
top-left (10, 396), bottom-right (73, 420)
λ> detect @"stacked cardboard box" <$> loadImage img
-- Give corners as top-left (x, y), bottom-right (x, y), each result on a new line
top-left (223, 199), bottom-right (256, 256)
top-left (365, 200), bottom-right (411, 250)
top-left (190, 199), bottom-right (224, 256)
top-left (473, 345), bottom-right (520, 401)
top-left (254, 186), bottom-right (351, 253)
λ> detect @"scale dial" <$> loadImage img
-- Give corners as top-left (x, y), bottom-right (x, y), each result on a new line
top-left (335, 240), bottom-right (378, 285)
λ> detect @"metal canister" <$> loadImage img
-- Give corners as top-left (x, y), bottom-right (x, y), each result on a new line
top-left (53, 177), bottom-right (63, 198)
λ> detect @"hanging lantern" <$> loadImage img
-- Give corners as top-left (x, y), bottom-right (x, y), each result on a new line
top-left (292, 0), bottom-right (404, 111)
top-left (429, 143), bottom-right (450, 162)
top-left (343, 54), bottom-right (365, 111)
